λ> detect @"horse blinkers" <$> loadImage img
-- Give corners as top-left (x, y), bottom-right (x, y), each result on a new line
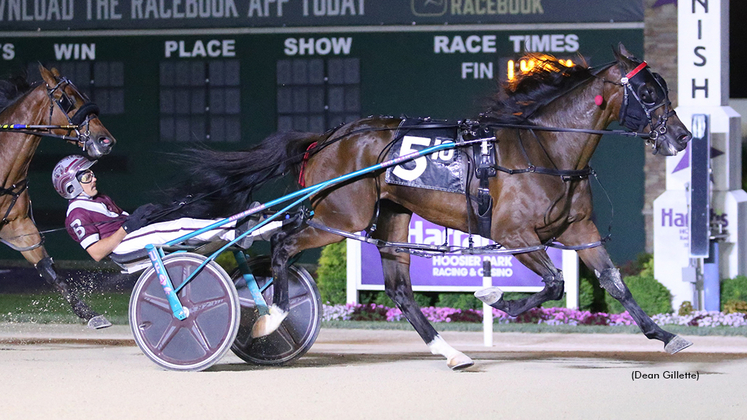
top-left (46, 78), bottom-right (104, 154)
top-left (617, 62), bottom-right (673, 153)
top-left (55, 90), bottom-right (76, 114)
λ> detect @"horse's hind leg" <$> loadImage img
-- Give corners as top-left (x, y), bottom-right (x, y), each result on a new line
top-left (476, 249), bottom-right (565, 316)
top-left (252, 213), bottom-right (338, 338)
top-left (250, 216), bottom-right (304, 338)
top-left (374, 203), bottom-right (473, 370)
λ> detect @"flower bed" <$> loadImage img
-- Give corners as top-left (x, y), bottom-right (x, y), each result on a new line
top-left (322, 303), bottom-right (747, 327)
top-left (652, 311), bottom-right (747, 328)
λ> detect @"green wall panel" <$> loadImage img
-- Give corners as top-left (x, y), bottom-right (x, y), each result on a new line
top-left (0, 27), bottom-right (644, 264)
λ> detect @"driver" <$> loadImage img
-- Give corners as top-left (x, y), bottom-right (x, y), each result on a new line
top-left (53, 155), bottom-right (244, 261)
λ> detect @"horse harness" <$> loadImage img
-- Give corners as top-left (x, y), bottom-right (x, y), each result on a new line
top-left (306, 134), bottom-right (606, 257)
top-left (303, 121), bottom-right (606, 257)
top-left (462, 122), bottom-right (595, 240)
top-left (465, 60), bottom-right (673, 238)
top-left (472, 135), bottom-right (497, 240)
top-left (0, 178), bottom-right (29, 226)
top-left (0, 178), bottom-right (45, 252)
top-left (359, 60), bottom-right (671, 242)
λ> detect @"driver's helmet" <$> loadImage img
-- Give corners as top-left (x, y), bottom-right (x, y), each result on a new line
top-left (52, 155), bottom-right (96, 199)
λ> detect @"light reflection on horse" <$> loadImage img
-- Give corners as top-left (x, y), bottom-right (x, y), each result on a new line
top-left (168, 44), bottom-right (692, 368)
top-left (0, 65), bottom-right (116, 327)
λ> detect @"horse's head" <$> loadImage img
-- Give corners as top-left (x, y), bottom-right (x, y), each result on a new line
top-left (39, 65), bottom-right (116, 159)
top-left (612, 44), bottom-right (691, 156)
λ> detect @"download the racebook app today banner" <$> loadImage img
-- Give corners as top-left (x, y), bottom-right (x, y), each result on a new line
top-left (0, 0), bottom-right (643, 31)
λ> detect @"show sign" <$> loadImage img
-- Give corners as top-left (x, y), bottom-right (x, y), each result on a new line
top-left (346, 214), bottom-right (579, 306)
top-left (0, 0), bottom-right (643, 31)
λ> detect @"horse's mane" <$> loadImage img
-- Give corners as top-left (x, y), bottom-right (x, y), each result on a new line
top-left (0, 71), bottom-right (32, 114)
top-left (479, 54), bottom-right (593, 124)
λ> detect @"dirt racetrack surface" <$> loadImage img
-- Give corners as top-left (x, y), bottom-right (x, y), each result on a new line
top-left (0, 325), bottom-right (745, 419)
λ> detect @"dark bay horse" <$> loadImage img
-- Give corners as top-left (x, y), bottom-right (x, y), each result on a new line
top-left (169, 44), bottom-right (692, 369)
top-left (0, 65), bottom-right (116, 328)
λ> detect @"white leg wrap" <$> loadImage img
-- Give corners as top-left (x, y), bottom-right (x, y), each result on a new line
top-left (428, 335), bottom-right (459, 358)
top-left (251, 304), bottom-right (288, 338)
top-left (428, 335), bottom-right (474, 370)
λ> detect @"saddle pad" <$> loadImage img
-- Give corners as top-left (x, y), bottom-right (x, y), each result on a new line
top-left (385, 118), bottom-right (466, 194)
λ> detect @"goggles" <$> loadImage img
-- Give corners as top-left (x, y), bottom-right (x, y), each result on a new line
top-left (76, 170), bottom-right (95, 184)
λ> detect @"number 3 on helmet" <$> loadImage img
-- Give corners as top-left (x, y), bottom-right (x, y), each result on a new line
top-left (52, 155), bottom-right (96, 199)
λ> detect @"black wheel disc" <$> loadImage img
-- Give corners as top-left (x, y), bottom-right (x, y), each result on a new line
top-left (231, 255), bottom-right (321, 365)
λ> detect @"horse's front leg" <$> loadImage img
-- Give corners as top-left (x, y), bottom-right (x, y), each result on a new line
top-left (375, 204), bottom-right (473, 370)
top-left (2, 217), bottom-right (109, 328)
top-left (475, 248), bottom-right (564, 316)
top-left (562, 221), bottom-right (692, 354)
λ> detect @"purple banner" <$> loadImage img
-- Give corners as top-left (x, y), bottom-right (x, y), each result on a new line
top-left (360, 214), bottom-right (561, 289)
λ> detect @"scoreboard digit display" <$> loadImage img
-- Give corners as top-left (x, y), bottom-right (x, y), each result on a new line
top-left (0, 0), bottom-right (646, 263)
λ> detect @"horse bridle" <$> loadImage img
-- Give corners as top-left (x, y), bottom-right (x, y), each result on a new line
top-left (616, 61), bottom-right (674, 153)
top-left (45, 77), bottom-right (101, 149)
top-left (0, 78), bottom-right (100, 250)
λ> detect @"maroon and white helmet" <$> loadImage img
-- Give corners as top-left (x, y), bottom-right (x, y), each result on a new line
top-left (52, 155), bottom-right (96, 199)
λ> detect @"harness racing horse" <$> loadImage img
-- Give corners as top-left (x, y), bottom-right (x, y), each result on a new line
top-left (0, 65), bottom-right (116, 328)
top-left (168, 44), bottom-right (693, 369)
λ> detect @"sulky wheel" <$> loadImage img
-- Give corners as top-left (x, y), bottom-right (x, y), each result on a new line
top-left (231, 255), bottom-right (321, 365)
top-left (129, 253), bottom-right (240, 371)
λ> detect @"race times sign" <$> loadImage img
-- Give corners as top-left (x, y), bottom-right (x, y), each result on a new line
top-left (0, 0), bottom-right (642, 31)
top-left (355, 214), bottom-right (561, 291)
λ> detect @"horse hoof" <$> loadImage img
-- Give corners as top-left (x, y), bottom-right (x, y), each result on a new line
top-left (87, 315), bottom-right (112, 330)
top-left (664, 335), bottom-right (693, 354)
top-left (251, 305), bottom-right (288, 338)
top-left (448, 353), bottom-right (474, 370)
top-left (474, 287), bottom-right (504, 306)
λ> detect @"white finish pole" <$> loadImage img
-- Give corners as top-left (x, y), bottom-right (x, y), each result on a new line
top-left (482, 260), bottom-right (493, 347)
top-left (562, 250), bottom-right (579, 309)
top-left (346, 238), bottom-right (361, 304)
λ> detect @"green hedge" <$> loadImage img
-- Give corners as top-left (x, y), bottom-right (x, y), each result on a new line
top-left (576, 254), bottom-right (674, 315)
top-left (316, 241), bottom-right (347, 304)
top-left (579, 274), bottom-right (608, 313)
top-left (437, 292), bottom-right (482, 310)
top-left (721, 275), bottom-right (747, 311)
top-left (316, 245), bottom-right (677, 314)
top-left (360, 291), bottom-right (434, 308)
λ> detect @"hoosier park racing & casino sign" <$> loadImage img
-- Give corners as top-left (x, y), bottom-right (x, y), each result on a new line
top-left (347, 214), bottom-right (566, 294)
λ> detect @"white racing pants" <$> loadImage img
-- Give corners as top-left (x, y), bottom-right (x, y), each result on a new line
top-left (112, 217), bottom-right (236, 255)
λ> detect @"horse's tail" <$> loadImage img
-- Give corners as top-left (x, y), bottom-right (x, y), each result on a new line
top-left (159, 131), bottom-right (322, 219)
